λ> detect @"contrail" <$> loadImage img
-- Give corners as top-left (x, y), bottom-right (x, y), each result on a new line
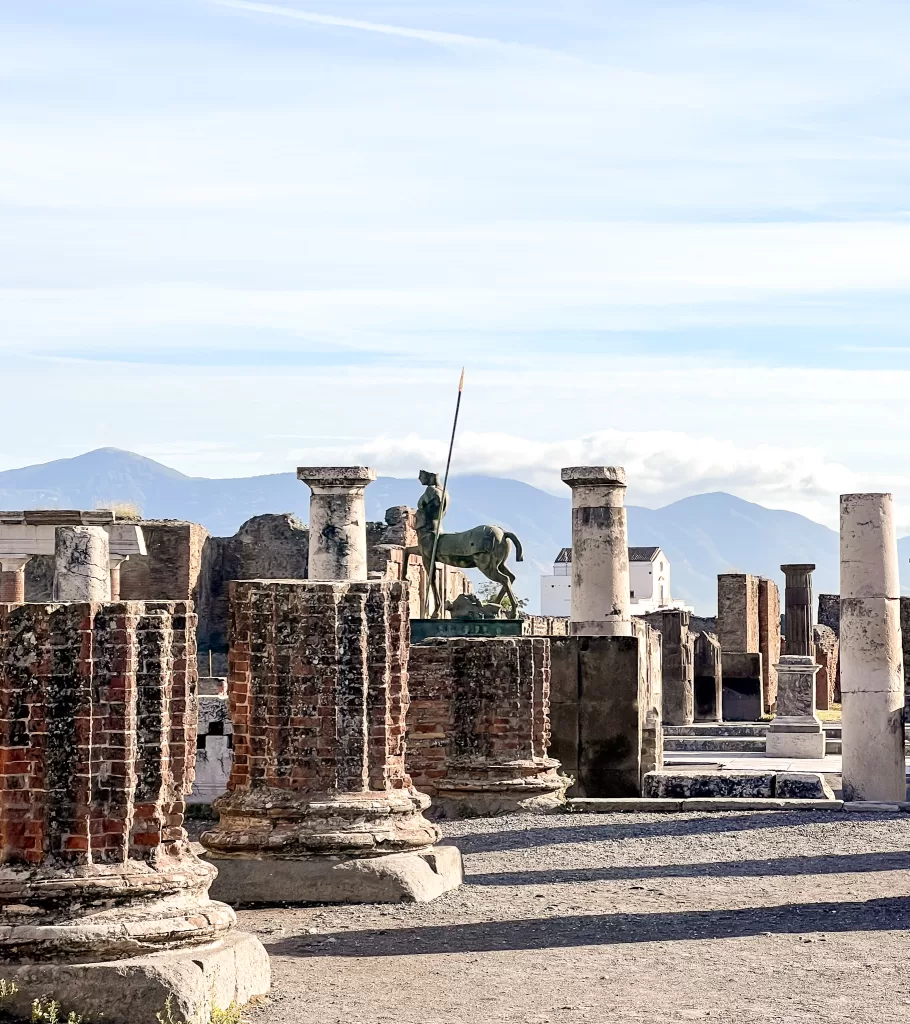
top-left (207, 0), bottom-right (511, 49)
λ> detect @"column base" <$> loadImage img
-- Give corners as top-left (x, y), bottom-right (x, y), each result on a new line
top-left (570, 619), bottom-right (633, 637)
top-left (0, 931), bottom-right (270, 1024)
top-left (428, 768), bottom-right (570, 819)
top-left (206, 845), bottom-right (463, 905)
top-left (765, 716), bottom-right (826, 759)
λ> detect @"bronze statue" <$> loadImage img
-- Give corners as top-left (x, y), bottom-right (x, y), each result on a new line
top-left (404, 470), bottom-right (524, 619)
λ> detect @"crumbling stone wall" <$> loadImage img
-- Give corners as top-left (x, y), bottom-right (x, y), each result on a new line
top-left (817, 594), bottom-right (840, 635)
top-left (813, 623), bottom-right (839, 711)
top-left (407, 636), bottom-right (564, 815)
top-left (758, 578), bottom-right (781, 713)
top-left (638, 610), bottom-right (693, 726)
top-left (119, 520), bottom-right (208, 603)
top-left (717, 574), bottom-right (760, 653)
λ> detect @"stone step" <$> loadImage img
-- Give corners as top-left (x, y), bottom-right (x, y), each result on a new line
top-left (664, 737), bottom-right (768, 752)
top-left (664, 724), bottom-right (768, 737)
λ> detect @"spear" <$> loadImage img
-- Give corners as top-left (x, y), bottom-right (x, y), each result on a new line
top-left (428, 367), bottom-right (465, 617)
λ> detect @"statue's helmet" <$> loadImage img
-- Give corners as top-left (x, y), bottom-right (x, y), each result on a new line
top-left (418, 469), bottom-right (438, 485)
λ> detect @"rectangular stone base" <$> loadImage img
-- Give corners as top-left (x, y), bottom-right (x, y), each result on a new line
top-left (765, 718), bottom-right (826, 759)
top-left (0, 931), bottom-right (269, 1024)
top-left (207, 844), bottom-right (463, 905)
top-left (410, 619), bottom-right (523, 642)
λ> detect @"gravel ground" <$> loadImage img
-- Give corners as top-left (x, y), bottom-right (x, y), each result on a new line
top-left (225, 810), bottom-right (910, 1024)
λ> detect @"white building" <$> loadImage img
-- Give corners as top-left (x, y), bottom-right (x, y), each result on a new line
top-left (540, 546), bottom-right (692, 617)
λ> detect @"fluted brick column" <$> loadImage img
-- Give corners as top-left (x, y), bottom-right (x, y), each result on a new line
top-left (201, 578), bottom-right (462, 903)
top-left (0, 558), bottom-right (28, 604)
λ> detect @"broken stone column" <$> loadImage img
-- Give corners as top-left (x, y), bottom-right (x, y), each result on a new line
top-left (407, 636), bottom-right (566, 817)
top-left (0, 600), bottom-right (269, 1024)
top-left (0, 557), bottom-right (29, 604)
top-left (297, 466), bottom-right (376, 581)
top-left (638, 609), bottom-right (694, 726)
top-left (767, 564), bottom-right (824, 758)
top-left (53, 525), bottom-right (111, 602)
top-left (561, 466), bottom-right (631, 637)
top-left (758, 577), bottom-right (781, 713)
top-left (814, 624), bottom-right (839, 711)
top-left (717, 573), bottom-right (763, 720)
top-left (201, 578), bottom-right (462, 903)
top-left (840, 493), bottom-right (906, 802)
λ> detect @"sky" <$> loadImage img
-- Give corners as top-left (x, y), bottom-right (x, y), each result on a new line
top-left (3, 0), bottom-right (910, 529)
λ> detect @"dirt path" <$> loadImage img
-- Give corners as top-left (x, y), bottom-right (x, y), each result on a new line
top-left (236, 810), bottom-right (910, 1024)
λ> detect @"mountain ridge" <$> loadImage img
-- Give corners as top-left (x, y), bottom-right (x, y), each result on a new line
top-left (2, 448), bottom-right (902, 614)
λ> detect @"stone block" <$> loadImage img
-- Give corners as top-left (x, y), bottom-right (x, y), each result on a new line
top-left (569, 798), bottom-right (684, 812)
top-left (638, 609), bottom-right (693, 726)
top-left (774, 772), bottom-right (834, 800)
top-left (209, 845), bottom-right (464, 905)
top-left (693, 631), bottom-right (722, 722)
top-left (0, 931), bottom-right (269, 1024)
top-left (721, 651), bottom-right (763, 721)
top-left (758, 577), bottom-right (780, 712)
top-left (643, 771), bottom-right (775, 799)
top-left (717, 574), bottom-right (759, 653)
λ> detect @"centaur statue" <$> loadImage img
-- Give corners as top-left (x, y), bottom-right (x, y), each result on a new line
top-left (403, 469), bottom-right (524, 619)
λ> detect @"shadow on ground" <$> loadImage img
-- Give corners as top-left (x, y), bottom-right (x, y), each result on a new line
top-left (269, 896), bottom-right (910, 958)
top-left (466, 850), bottom-right (910, 886)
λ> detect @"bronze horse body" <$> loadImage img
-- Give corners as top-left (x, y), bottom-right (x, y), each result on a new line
top-left (403, 471), bottom-right (524, 618)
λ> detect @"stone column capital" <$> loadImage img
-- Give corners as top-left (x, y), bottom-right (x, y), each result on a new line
top-left (561, 466), bottom-right (627, 508)
top-left (297, 466), bottom-right (376, 493)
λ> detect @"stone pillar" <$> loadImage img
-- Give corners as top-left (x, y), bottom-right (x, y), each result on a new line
top-left (693, 631), bottom-right (723, 722)
top-left (108, 557), bottom-right (128, 601)
top-left (717, 573), bottom-right (763, 720)
top-left (757, 577), bottom-right (780, 713)
top-left (297, 466), bottom-right (376, 581)
top-left (0, 556), bottom-right (29, 603)
top-left (0, 600), bottom-right (268, 1024)
top-left (638, 609), bottom-right (693, 726)
top-left (201, 578), bottom-right (462, 903)
top-left (781, 564), bottom-right (815, 656)
top-left (840, 493), bottom-right (906, 802)
top-left (561, 466), bottom-right (631, 637)
top-left (767, 564), bottom-right (823, 758)
top-left (53, 525), bottom-right (111, 602)
top-left (407, 636), bottom-right (566, 817)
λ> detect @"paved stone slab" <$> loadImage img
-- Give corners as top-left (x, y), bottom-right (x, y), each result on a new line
top-left (569, 798), bottom-right (685, 813)
top-left (1, 931), bottom-right (269, 1024)
top-left (682, 798), bottom-right (786, 810)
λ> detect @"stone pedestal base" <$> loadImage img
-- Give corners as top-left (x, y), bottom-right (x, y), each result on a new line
top-left (765, 716), bottom-right (826, 758)
top-left (427, 763), bottom-right (569, 819)
top-left (207, 845), bottom-right (463, 905)
top-left (0, 931), bottom-right (270, 1024)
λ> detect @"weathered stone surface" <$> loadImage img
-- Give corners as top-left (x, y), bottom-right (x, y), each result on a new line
top-left (817, 594), bottom-right (840, 634)
top-left (766, 649), bottom-right (824, 759)
top-left (693, 631), bottom-right (722, 721)
top-left (814, 624), bottom-right (839, 710)
top-left (0, 930), bottom-right (270, 1024)
top-left (120, 520), bottom-right (208, 603)
top-left (549, 634), bottom-right (653, 797)
top-left (840, 493), bottom-right (906, 802)
top-left (636, 619), bottom-right (663, 778)
top-left (209, 845), bottom-right (463, 905)
top-left (408, 636), bottom-right (565, 818)
top-left (717, 574), bottom-right (760, 654)
top-left (775, 772), bottom-right (834, 800)
top-left (721, 651), bottom-right (763, 721)
top-left (53, 526), bottom-right (111, 602)
top-left (188, 694), bottom-right (233, 807)
top-left (643, 771), bottom-right (776, 799)
top-left (297, 466), bottom-right (375, 581)
top-left (201, 578), bottom-right (461, 902)
top-left (638, 609), bottom-right (693, 726)
top-left (758, 577), bottom-right (780, 712)
top-left (561, 466), bottom-right (631, 637)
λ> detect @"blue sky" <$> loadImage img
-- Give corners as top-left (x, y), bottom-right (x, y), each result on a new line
top-left (3, 0), bottom-right (910, 527)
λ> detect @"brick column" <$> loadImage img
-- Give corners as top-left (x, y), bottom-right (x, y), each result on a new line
top-left (0, 557), bottom-right (29, 604)
top-left (407, 636), bottom-right (566, 817)
top-left (201, 579), bottom-right (462, 903)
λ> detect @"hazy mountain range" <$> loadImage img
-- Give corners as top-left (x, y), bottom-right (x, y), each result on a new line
top-left (3, 448), bottom-right (906, 614)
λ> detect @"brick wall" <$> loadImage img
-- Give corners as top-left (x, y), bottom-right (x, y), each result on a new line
top-left (717, 574), bottom-right (760, 653)
top-left (0, 600), bottom-right (196, 867)
top-left (407, 637), bottom-right (550, 794)
top-left (226, 579), bottom-right (410, 797)
top-left (120, 521), bottom-right (208, 602)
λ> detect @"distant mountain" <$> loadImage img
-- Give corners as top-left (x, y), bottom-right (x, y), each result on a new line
top-left (3, 447), bottom-right (905, 613)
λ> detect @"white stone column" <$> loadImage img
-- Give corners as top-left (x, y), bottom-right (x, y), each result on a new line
top-left (0, 557), bottom-right (30, 604)
top-left (840, 493), bottom-right (906, 802)
top-left (561, 466), bottom-right (631, 637)
top-left (297, 467), bottom-right (376, 582)
top-left (53, 526), bottom-right (111, 602)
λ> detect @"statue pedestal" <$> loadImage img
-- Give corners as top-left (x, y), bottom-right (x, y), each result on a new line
top-left (410, 618), bottom-right (523, 643)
